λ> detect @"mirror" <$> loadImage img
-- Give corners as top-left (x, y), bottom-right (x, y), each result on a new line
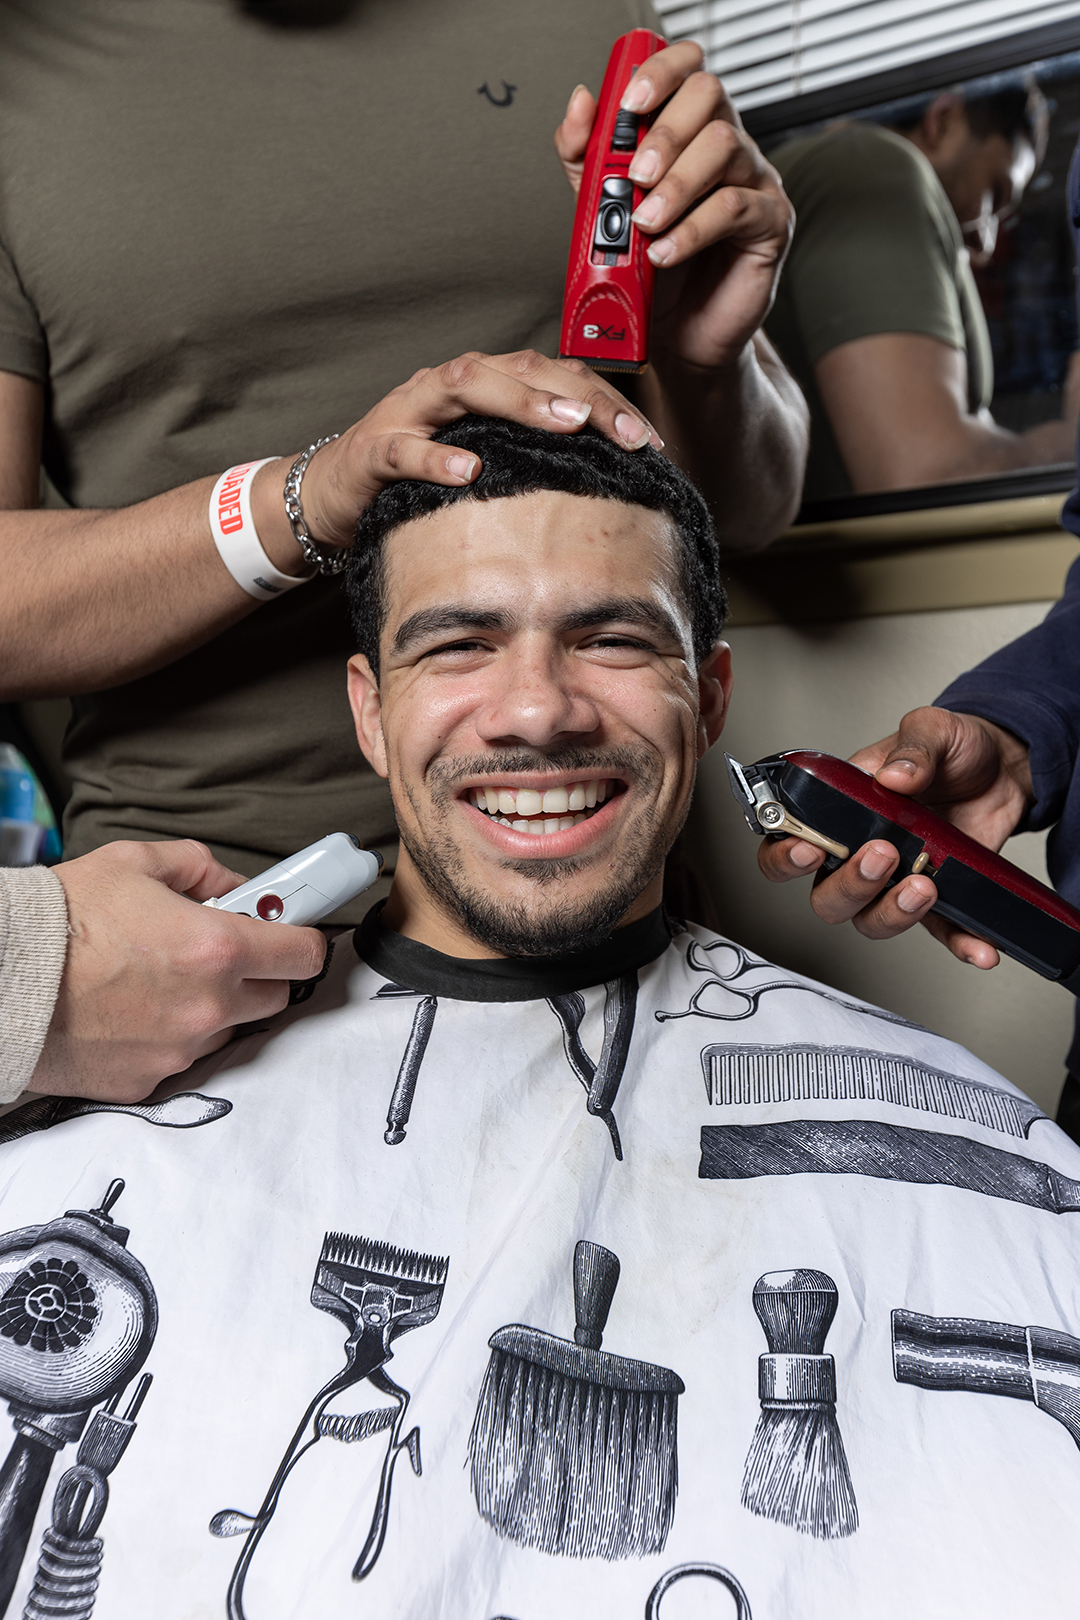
top-left (753, 43), bottom-right (1080, 517)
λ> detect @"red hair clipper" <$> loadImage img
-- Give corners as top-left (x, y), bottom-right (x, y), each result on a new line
top-left (559, 29), bottom-right (666, 374)
top-left (726, 750), bottom-right (1080, 994)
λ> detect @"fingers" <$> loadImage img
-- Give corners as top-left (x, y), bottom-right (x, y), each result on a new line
top-left (763, 833), bottom-right (1000, 969)
top-left (312, 349), bottom-right (663, 541)
top-left (345, 352), bottom-right (659, 504)
top-left (636, 179), bottom-right (790, 270)
top-left (629, 76), bottom-right (760, 208)
top-left (920, 911), bottom-right (1000, 969)
top-left (620, 41), bottom-right (710, 118)
top-left (554, 83), bottom-right (597, 184)
top-left (758, 835), bottom-right (827, 884)
top-left (222, 914), bottom-right (327, 984)
top-left (70, 838), bottom-right (252, 906)
top-left (430, 351), bottom-right (658, 446)
top-left (872, 706), bottom-right (961, 795)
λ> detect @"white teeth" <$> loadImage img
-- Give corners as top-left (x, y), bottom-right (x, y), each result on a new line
top-left (491, 811), bottom-right (592, 836)
top-left (474, 781), bottom-right (616, 821)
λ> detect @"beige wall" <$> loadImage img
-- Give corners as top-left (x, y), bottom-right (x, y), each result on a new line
top-left (685, 600), bottom-right (1074, 1116)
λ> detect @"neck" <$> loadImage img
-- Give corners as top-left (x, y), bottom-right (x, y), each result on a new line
top-left (379, 848), bottom-right (665, 958)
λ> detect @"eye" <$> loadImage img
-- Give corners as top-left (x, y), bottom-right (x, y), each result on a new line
top-left (421, 637), bottom-right (492, 659)
top-left (582, 633), bottom-right (658, 653)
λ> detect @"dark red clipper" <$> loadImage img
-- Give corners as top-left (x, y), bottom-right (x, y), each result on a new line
top-left (727, 749), bottom-right (1080, 993)
top-left (559, 29), bottom-right (666, 375)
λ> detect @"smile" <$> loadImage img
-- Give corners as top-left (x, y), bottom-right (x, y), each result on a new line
top-left (465, 779), bottom-right (617, 836)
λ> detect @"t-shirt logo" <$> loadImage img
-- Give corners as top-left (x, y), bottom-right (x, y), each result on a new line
top-left (477, 81), bottom-right (516, 107)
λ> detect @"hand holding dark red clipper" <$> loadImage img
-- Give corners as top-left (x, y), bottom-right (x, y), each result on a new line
top-left (727, 750), bottom-right (1080, 994)
top-left (559, 29), bottom-right (665, 375)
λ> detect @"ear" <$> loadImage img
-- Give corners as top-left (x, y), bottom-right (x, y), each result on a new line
top-left (347, 655), bottom-right (389, 779)
top-left (696, 641), bottom-right (733, 758)
top-left (921, 93), bottom-right (963, 153)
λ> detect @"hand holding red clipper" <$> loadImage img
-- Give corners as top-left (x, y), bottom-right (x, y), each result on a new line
top-left (751, 710), bottom-right (1040, 971)
top-left (555, 38), bottom-right (794, 373)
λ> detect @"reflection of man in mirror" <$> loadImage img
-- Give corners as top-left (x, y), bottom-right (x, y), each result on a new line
top-left (766, 84), bottom-right (1079, 501)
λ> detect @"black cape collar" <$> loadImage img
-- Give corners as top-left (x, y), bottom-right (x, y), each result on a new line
top-left (353, 903), bottom-right (673, 1002)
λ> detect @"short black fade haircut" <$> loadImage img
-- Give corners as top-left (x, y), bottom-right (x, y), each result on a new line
top-left (892, 83), bottom-right (1050, 166)
top-left (346, 415), bottom-right (726, 678)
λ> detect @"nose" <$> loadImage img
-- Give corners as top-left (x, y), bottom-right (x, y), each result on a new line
top-left (474, 636), bottom-right (601, 748)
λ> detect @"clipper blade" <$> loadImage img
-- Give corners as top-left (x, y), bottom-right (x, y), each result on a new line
top-left (313, 1232), bottom-right (450, 1338)
top-left (319, 1232), bottom-right (449, 1287)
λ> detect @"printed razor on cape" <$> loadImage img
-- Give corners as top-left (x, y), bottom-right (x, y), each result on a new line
top-left (726, 750), bottom-right (1080, 993)
top-left (210, 1233), bottom-right (448, 1619)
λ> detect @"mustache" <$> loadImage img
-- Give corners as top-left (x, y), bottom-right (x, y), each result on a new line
top-left (426, 746), bottom-right (658, 792)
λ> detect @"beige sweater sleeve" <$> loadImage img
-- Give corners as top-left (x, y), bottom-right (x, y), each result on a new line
top-left (0, 866), bottom-right (69, 1102)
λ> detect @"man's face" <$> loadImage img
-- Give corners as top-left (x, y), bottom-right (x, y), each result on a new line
top-left (348, 490), bottom-right (730, 957)
top-left (923, 101), bottom-right (1035, 262)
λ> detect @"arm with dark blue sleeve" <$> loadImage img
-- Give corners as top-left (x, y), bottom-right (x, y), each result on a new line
top-left (935, 554), bottom-right (1080, 899)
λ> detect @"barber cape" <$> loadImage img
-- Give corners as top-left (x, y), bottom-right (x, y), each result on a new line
top-left (0, 910), bottom-right (1077, 1620)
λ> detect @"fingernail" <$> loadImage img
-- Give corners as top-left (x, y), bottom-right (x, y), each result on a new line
top-left (648, 430), bottom-right (665, 450)
top-left (631, 193), bottom-right (664, 228)
top-left (446, 454), bottom-right (478, 481)
top-left (859, 847), bottom-right (892, 882)
top-left (621, 77), bottom-right (652, 112)
top-left (565, 82), bottom-right (587, 117)
top-left (647, 236), bottom-right (677, 267)
top-left (549, 397), bottom-right (591, 425)
top-left (896, 882), bottom-right (930, 914)
top-left (615, 412), bottom-right (650, 449)
top-left (628, 148), bottom-right (660, 185)
top-left (881, 758), bottom-right (917, 776)
top-left (788, 841), bottom-right (822, 870)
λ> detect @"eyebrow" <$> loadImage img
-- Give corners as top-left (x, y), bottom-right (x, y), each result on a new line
top-left (390, 607), bottom-right (511, 657)
top-left (557, 597), bottom-right (684, 645)
top-left (390, 597), bottom-right (685, 658)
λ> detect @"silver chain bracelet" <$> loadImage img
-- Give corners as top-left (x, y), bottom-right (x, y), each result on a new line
top-left (283, 435), bottom-right (345, 575)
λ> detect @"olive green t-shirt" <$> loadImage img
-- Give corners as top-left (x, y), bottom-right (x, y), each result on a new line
top-left (765, 121), bottom-right (994, 504)
top-left (0, 0), bottom-right (659, 911)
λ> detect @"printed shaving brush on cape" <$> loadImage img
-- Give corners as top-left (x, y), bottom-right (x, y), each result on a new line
top-left (468, 1241), bottom-right (684, 1560)
top-left (741, 1269), bottom-right (858, 1539)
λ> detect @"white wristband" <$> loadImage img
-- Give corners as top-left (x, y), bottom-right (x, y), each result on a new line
top-left (208, 458), bottom-right (308, 602)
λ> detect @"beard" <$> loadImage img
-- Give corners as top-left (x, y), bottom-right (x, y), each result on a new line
top-left (394, 746), bottom-right (683, 958)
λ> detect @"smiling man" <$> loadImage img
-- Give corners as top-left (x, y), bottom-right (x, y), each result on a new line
top-left (0, 421), bottom-right (1077, 1618)
top-left (345, 416), bottom-right (729, 967)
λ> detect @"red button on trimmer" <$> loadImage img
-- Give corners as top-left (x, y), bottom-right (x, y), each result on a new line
top-left (256, 894), bottom-right (284, 920)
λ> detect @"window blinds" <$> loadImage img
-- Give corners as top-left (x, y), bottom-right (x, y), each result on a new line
top-left (652, 0), bottom-right (1080, 108)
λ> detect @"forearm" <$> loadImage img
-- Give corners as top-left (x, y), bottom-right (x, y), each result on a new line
top-left (0, 461), bottom-right (311, 699)
top-left (640, 333), bottom-right (809, 552)
top-left (908, 415), bottom-right (1076, 488)
top-left (816, 334), bottom-right (1078, 493)
top-left (0, 866), bottom-right (68, 1102)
